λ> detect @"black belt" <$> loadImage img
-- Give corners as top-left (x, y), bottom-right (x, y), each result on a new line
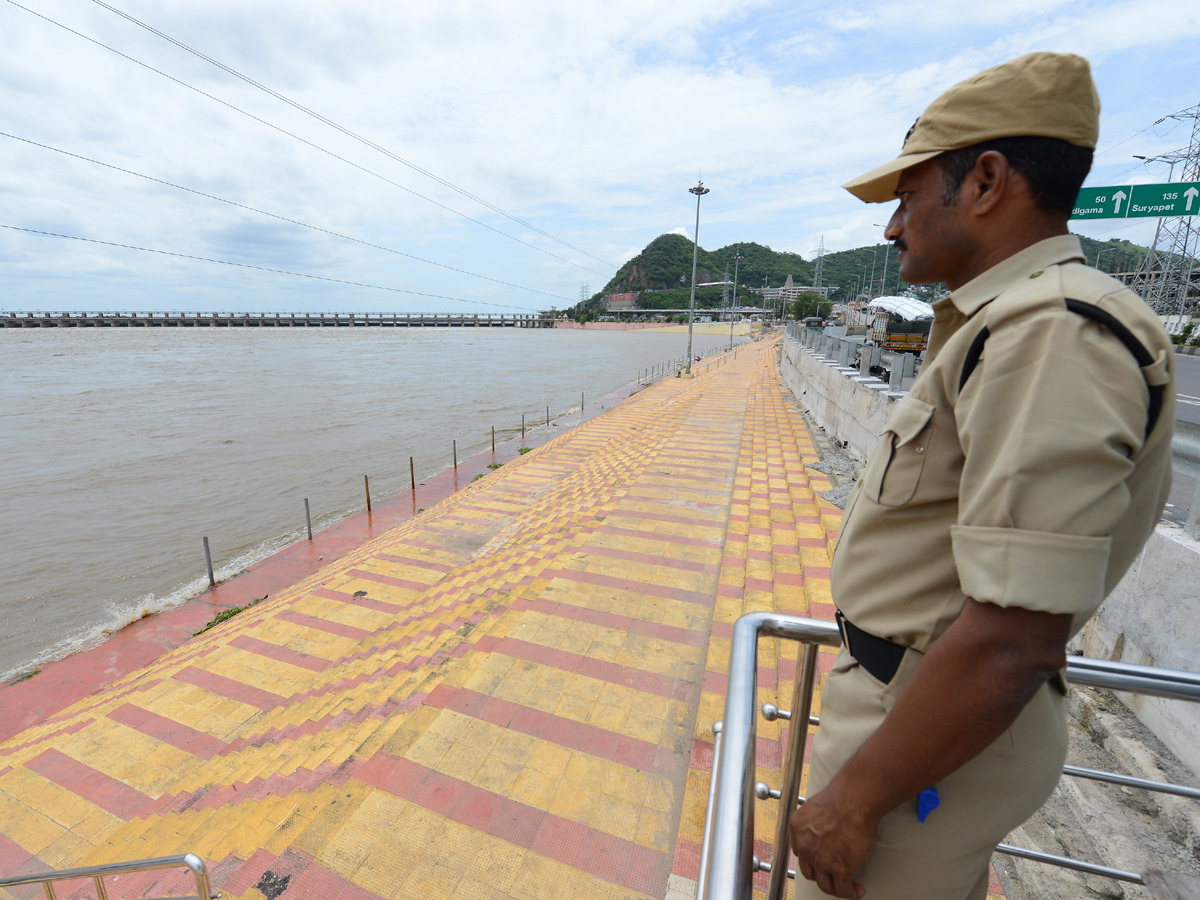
top-left (836, 609), bottom-right (908, 685)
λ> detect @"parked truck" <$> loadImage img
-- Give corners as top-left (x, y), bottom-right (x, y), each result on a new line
top-left (866, 296), bottom-right (935, 353)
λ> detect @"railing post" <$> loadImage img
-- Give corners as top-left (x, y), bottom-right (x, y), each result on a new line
top-left (766, 642), bottom-right (820, 900)
top-left (696, 721), bottom-right (723, 900)
top-left (704, 613), bottom-right (766, 899)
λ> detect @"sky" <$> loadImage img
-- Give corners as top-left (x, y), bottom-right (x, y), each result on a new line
top-left (2, 0), bottom-right (1199, 314)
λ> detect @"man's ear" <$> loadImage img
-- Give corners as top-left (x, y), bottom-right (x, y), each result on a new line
top-left (967, 150), bottom-right (1012, 216)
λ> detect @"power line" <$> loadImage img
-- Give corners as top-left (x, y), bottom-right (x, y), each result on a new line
top-left (91, 0), bottom-right (618, 270)
top-left (0, 130), bottom-right (571, 303)
top-left (5, 0), bottom-right (609, 279)
top-left (0, 224), bottom-right (537, 310)
top-left (1094, 58), bottom-right (1200, 160)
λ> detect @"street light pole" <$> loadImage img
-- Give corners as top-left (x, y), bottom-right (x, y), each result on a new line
top-left (685, 179), bottom-right (710, 376)
top-left (1094, 246), bottom-right (1116, 271)
top-left (867, 249), bottom-right (878, 299)
top-left (730, 247), bottom-right (743, 351)
top-left (873, 225), bottom-right (892, 297)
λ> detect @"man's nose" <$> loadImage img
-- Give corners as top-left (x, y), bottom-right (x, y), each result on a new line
top-left (883, 212), bottom-right (902, 243)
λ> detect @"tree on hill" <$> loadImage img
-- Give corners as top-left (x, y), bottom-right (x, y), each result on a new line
top-left (563, 231), bottom-right (1158, 318)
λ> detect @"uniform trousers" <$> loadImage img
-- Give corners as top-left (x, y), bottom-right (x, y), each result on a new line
top-left (794, 647), bottom-right (1067, 900)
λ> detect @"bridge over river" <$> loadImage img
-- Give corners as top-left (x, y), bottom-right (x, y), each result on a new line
top-left (1, 311), bottom-right (553, 328)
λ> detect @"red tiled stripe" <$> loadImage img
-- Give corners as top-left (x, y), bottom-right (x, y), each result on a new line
top-left (544, 569), bottom-right (711, 607)
top-left (810, 601), bottom-right (836, 620)
top-left (0, 720), bottom-right (91, 759)
top-left (594, 524), bottom-right (724, 548)
top-left (423, 685), bottom-right (662, 773)
top-left (392, 538), bottom-right (462, 555)
top-left (610, 508), bottom-right (724, 528)
top-left (346, 567), bottom-right (432, 593)
top-left (658, 461), bottom-right (732, 474)
top-left (25, 748), bottom-right (151, 818)
top-left (230, 635), bottom-right (335, 672)
top-left (173, 666), bottom-right (287, 710)
top-left (107, 703), bottom-right (228, 759)
top-left (312, 586), bottom-right (406, 614)
top-left (209, 846), bottom-right (387, 900)
top-left (578, 544), bottom-right (719, 575)
top-left (371, 553), bottom-right (454, 572)
top-left (355, 752), bottom-right (665, 895)
top-left (276, 609), bottom-right (374, 641)
top-left (519, 597), bottom-right (707, 648)
top-left (672, 835), bottom-right (772, 891)
top-left (472, 635), bottom-right (684, 699)
top-left (0, 832), bottom-right (37, 878)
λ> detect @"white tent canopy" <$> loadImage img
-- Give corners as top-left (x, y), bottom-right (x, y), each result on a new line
top-left (865, 296), bottom-right (935, 322)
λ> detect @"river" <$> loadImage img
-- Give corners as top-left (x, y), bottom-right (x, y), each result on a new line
top-left (0, 325), bottom-right (740, 680)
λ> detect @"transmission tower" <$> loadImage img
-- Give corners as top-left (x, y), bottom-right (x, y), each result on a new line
top-left (579, 282), bottom-right (590, 304)
top-left (813, 236), bottom-right (826, 289)
top-left (1128, 104), bottom-right (1200, 319)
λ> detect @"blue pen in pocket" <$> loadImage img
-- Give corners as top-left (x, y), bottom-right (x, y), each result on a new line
top-left (917, 786), bottom-right (940, 823)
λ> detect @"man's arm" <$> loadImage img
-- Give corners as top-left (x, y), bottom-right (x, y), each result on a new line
top-left (789, 598), bottom-right (1072, 899)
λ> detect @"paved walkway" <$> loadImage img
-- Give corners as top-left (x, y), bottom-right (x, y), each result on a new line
top-left (0, 338), bottom-right (1001, 900)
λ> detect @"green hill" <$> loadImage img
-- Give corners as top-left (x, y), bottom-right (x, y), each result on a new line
top-left (564, 232), bottom-right (1153, 318)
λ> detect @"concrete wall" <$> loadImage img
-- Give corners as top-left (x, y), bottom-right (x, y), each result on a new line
top-left (1073, 523), bottom-right (1200, 777)
top-left (779, 332), bottom-right (899, 461)
top-left (554, 321), bottom-right (669, 330)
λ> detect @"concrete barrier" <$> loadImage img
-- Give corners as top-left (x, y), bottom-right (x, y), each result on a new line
top-left (1073, 523), bottom-right (1200, 777)
top-left (779, 331), bottom-right (900, 461)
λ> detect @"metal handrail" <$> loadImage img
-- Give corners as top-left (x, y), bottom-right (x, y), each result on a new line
top-left (701, 612), bottom-right (1200, 900)
top-left (0, 853), bottom-right (218, 900)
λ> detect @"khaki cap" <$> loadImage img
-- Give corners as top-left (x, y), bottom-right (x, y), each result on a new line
top-left (843, 52), bottom-right (1100, 203)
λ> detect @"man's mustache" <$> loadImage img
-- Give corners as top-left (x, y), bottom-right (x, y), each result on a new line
top-left (893, 240), bottom-right (907, 253)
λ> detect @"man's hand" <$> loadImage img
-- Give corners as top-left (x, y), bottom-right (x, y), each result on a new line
top-left (787, 599), bottom-right (1072, 897)
top-left (789, 780), bottom-right (874, 899)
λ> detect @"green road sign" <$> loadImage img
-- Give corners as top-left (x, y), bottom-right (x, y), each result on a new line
top-left (1072, 182), bottom-right (1200, 220)
top-left (1127, 182), bottom-right (1200, 217)
top-left (1072, 186), bottom-right (1130, 219)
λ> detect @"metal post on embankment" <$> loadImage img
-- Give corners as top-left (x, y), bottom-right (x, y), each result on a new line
top-left (203, 537), bottom-right (215, 588)
top-left (364, 475), bottom-right (371, 513)
top-left (410, 457), bottom-right (416, 491)
top-left (453, 440), bottom-right (458, 471)
top-left (492, 426), bottom-right (495, 453)
top-left (304, 499), bottom-right (313, 540)
top-left (546, 406), bottom-right (550, 427)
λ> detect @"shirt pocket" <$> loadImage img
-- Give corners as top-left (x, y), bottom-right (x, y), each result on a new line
top-left (861, 396), bottom-right (935, 507)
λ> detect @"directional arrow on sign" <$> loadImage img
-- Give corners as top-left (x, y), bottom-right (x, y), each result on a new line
top-left (1187, 187), bottom-right (1199, 212)
top-left (1113, 190), bottom-right (1127, 215)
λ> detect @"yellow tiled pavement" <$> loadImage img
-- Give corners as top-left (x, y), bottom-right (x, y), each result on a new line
top-left (0, 337), bottom-right (1002, 900)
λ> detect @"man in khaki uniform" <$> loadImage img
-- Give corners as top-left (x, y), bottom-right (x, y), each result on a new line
top-left (788, 53), bottom-right (1175, 899)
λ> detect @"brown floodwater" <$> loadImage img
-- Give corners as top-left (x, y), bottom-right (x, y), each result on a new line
top-left (0, 325), bottom-right (739, 680)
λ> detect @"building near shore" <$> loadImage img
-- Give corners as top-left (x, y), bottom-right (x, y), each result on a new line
top-left (605, 291), bottom-right (640, 311)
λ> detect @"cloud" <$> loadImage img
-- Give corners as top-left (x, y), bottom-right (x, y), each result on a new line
top-left (0, 0), bottom-right (1193, 310)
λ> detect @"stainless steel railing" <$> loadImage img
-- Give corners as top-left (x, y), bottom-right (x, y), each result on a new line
top-left (0, 853), bottom-right (218, 900)
top-left (700, 612), bottom-right (1200, 900)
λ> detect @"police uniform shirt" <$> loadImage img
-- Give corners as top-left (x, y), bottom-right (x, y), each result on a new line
top-left (831, 234), bottom-right (1175, 655)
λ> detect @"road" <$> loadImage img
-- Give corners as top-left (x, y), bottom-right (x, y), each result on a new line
top-left (1176, 353), bottom-right (1200, 425)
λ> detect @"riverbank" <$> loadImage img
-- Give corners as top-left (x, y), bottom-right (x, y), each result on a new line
top-left (554, 321), bottom-right (758, 336)
top-left (0, 337), bottom-right (885, 900)
top-left (0, 371), bottom-right (664, 743)
top-left (3, 328), bottom-right (743, 688)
